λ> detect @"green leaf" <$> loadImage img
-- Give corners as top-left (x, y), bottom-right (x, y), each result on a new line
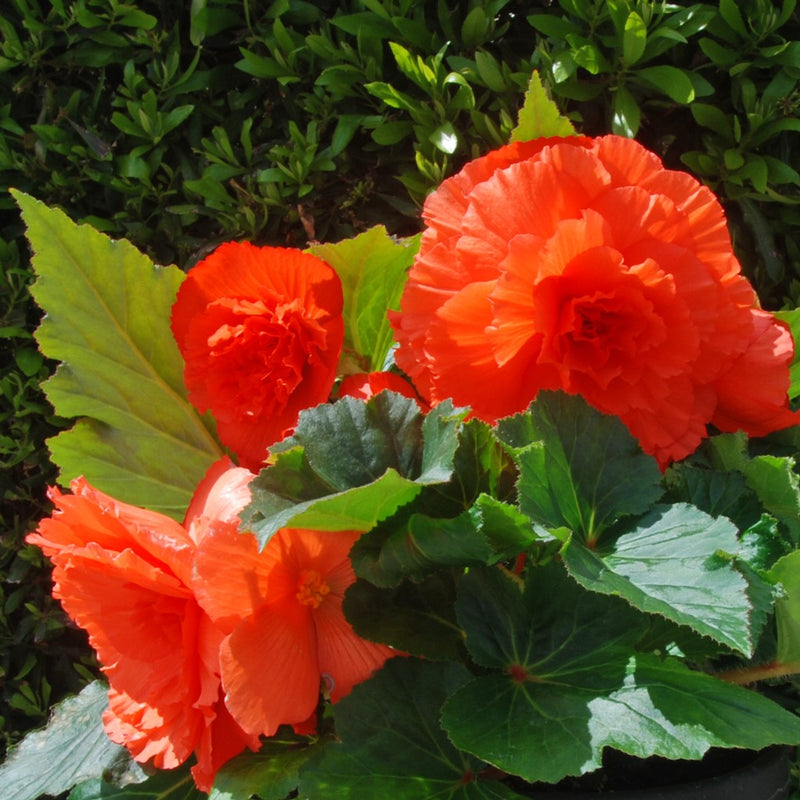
top-left (13, 191), bottom-right (222, 519)
top-left (309, 227), bottom-right (419, 372)
top-left (69, 767), bottom-right (203, 800)
top-left (769, 550), bottom-right (800, 663)
top-left (299, 659), bottom-right (527, 799)
top-left (351, 507), bottom-right (493, 587)
top-left (510, 70), bottom-right (576, 142)
top-left (210, 736), bottom-right (323, 800)
top-left (634, 66), bottom-right (695, 103)
top-left (343, 573), bottom-right (465, 660)
top-left (0, 682), bottom-right (146, 800)
top-left (561, 503), bottom-right (754, 655)
top-left (611, 84), bottom-right (641, 137)
top-left (744, 454), bottom-right (800, 543)
top-left (719, 0), bottom-right (748, 36)
top-left (497, 392), bottom-right (663, 544)
top-left (775, 309), bottom-right (800, 401)
top-left (242, 395), bottom-right (467, 547)
top-left (622, 11), bottom-right (647, 66)
top-left (441, 564), bottom-right (800, 785)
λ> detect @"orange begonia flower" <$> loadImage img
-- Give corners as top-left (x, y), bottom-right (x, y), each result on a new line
top-left (26, 460), bottom-right (260, 792)
top-left (338, 371), bottom-right (428, 410)
top-left (391, 135), bottom-right (799, 467)
top-left (171, 242), bottom-right (345, 472)
top-left (192, 523), bottom-right (397, 739)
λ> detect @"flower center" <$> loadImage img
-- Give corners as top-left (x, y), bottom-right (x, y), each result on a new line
top-left (296, 569), bottom-right (330, 608)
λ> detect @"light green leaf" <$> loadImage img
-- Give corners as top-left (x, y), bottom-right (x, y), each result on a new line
top-left (622, 11), bottom-right (647, 66)
top-left (510, 71), bottom-right (576, 142)
top-left (775, 308), bottom-right (800, 401)
top-left (635, 65), bottom-right (695, 103)
top-left (14, 191), bottom-right (222, 519)
top-left (441, 565), bottom-right (800, 785)
top-left (562, 503), bottom-right (754, 655)
top-left (430, 121), bottom-right (459, 154)
top-left (769, 550), bottom-right (800, 663)
top-left (0, 682), bottom-right (146, 800)
top-left (611, 84), bottom-right (641, 137)
top-left (299, 659), bottom-right (527, 799)
top-left (744, 454), bottom-right (800, 542)
top-left (309, 226), bottom-right (419, 372)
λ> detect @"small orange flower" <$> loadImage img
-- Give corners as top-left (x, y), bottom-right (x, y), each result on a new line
top-left (171, 242), bottom-right (345, 471)
top-left (26, 460), bottom-right (259, 792)
top-left (192, 524), bottom-right (397, 738)
top-left (391, 135), bottom-right (799, 467)
top-left (339, 371), bottom-right (427, 409)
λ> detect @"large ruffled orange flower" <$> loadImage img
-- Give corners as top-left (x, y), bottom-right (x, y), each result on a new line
top-left (26, 460), bottom-right (259, 792)
top-left (391, 135), bottom-right (799, 466)
top-left (171, 242), bottom-right (345, 472)
top-left (192, 523), bottom-right (397, 739)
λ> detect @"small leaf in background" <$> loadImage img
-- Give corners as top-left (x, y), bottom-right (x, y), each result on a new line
top-left (510, 70), bottom-right (576, 142)
top-left (0, 681), bottom-right (146, 800)
top-left (309, 226), bottom-right (419, 372)
top-left (441, 563), bottom-right (800, 785)
top-left (561, 503), bottom-right (754, 655)
top-left (498, 392), bottom-right (663, 545)
top-left (243, 395), bottom-right (466, 547)
top-left (14, 191), bottom-right (223, 519)
top-left (299, 659), bottom-right (527, 799)
top-left (622, 11), bottom-right (647, 66)
top-left (634, 65), bottom-right (695, 103)
top-left (611, 84), bottom-right (641, 137)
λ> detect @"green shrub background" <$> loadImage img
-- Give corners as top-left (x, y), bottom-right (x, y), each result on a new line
top-left (1, 0), bottom-right (799, 762)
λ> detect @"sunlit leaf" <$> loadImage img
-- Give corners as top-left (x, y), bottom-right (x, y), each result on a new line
top-left (441, 564), bottom-right (800, 785)
top-left (243, 395), bottom-right (467, 547)
top-left (561, 503), bottom-right (754, 655)
top-left (14, 191), bottom-right (222, 519)
top-left (511, 70), bottom-right (575, 142)
top-left (309, 227), bottom-right (419, 372)
top-left (0, 682), bottom-right (146, 800)
top-left (299, 659), bottom-right (527, 799)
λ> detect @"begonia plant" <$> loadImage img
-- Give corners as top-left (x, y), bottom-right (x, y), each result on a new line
top-left (5, 75), bottom-right (800, 800)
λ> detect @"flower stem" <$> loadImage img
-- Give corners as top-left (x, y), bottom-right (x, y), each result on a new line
top-left (715, 660), bottom-right (800, 685)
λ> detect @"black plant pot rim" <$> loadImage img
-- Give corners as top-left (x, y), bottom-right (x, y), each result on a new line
top-left (525, 746), bottom-right (792, 799)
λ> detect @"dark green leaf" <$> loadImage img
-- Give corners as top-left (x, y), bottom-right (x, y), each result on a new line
top-left (498, 392), bottom-right (663, 544)
top-left (210, 736), bottom-right (323, 800)
top-left (69, 767), bottom-right (202, 800)
top-left (299, 659), bottom-right (526, 799)
top-left (441, 564), bottom-right (800, 784)
top-left (243, 396), bottom-right (467, 547)
top-left (343, 573), bottom-right (464, 660)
